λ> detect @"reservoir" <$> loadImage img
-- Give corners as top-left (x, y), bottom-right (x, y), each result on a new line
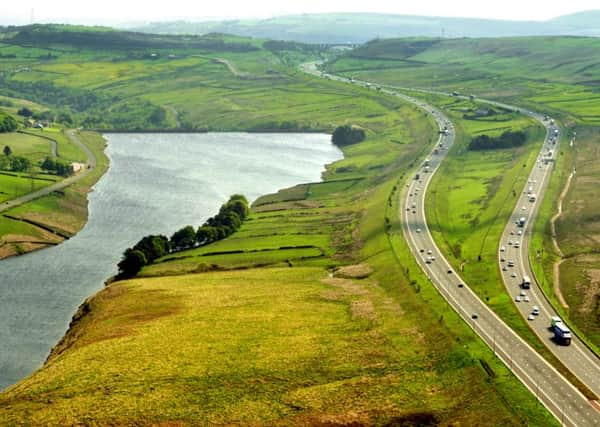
top-left (0, 132), bottom-right (342, 390)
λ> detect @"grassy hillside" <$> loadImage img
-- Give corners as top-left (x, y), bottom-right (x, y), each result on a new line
top-left (326, 37), bottom-right (600, 125)
top-left (0, 27), bottom-right (555, 425)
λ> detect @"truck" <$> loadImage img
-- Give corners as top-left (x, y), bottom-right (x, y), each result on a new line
top-left (517, 217), bottom-right (526, 227)
top-left (550, 316), bottom-right (572, 345)
top-left (521, 275), bottom-right (531, 289)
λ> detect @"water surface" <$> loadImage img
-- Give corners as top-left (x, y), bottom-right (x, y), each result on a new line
top-left (0, 132), bottom-right (341, 390)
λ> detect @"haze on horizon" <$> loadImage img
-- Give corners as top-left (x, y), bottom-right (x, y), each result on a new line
top-left (0, 0), bottom-right (598, 26)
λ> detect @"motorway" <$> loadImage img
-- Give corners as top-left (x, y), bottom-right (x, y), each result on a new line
top-left (497, 116), bottom-right (600, 396)
top-left (301, 62), bottom-right (600, 425)
top-left (0, 130), bottom-right (97, 214)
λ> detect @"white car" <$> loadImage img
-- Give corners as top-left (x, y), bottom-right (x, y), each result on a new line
top-left (511, 272), bottom-right (517, 278)
top-left (517, 230), bottom-right (522, 236)
top-left (427, 250), bottom-right (432, 255)
top-left (520, 290), bottom-right (526, 297)
top-left (515, 295), bottom-right (522, 302)
top-left (500, 256), bottom-right (506, 262)
top-left (528, 314), bottom-right (535, 321)
top-left (500, 246), bottom-right (505, 252)
top-left (416, 228), bottom-right (421, 233)
top-left (502, 266), bottom-right (508, 271)
top-left (532, 305), bottom-right (540, 315)
top-left (524, 295), bottom-right (530, 302)
top-left (508, 240), bottom-right (513, 245)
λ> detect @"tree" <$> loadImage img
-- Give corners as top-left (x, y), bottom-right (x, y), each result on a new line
top-left (17, 107), bottom-right (33, 117)
top-left (3, 146), bottom-right (11, 157)
top-left (117, 249), bottom-right (147, 278)
top-left (170, 225), bottom-right (197, 251)
top-left (132, 235), bottom-right (170, 262)
top-left (331, 124), bottom-right (366, 147)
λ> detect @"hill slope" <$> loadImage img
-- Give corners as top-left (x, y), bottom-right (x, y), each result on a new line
top-left (127, 12), bottom-right (600, 43)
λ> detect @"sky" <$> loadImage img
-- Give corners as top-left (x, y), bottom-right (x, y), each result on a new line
top-left (0, 0), bottom-right (598, 26)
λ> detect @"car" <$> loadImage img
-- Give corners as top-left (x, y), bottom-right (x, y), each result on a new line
top-left (517, 230), bottom-right (522, 236)
top-left (507, 260), bottom-right (515, 267)
top-left (514, 242), bottom-right (520, 249)
top-left (431, 256), bottom-right (436, 261)
top-left (502, 266), bottom-right (508, 271)
top-left (520, 290), bottom-right (527, 296)
top-left (458, 283), bottom-right (464, 288)
top-left (510, 230), bottom-right (514, 235)
top-left (500, 256), bottom-right (506, 262)
top-left (500, 246), bottom-right (506, 252)
top-left (511, 272), bottom-right (517, 278)
top-left (427, 250), bottom-right (432, 255)
top-left (515, 295), bottom-right (522, 302)
top-left (532, 306), bottom-right (540, 315)
top-left (412, 211), bottom-right (416, 214)
top-left (447, 269), bottom-right (453, 274)
top-left (471, 313), bottom-right (478, 319)
top-left (425, 258), bottom-right (431, 264)
top-left (419, 249), bottom-right (425, 253)
top-left (406, 207), bottom-right (411, 211)
top-left (522, 206), bottom-right (527, 211)
top-left (508, 240), bottom-right (513, 245)
top-left (416, 228), bottom-right (421, 233)
top-left (524, 295), bottom-right (530, 302)
top-left (528, 314), bottom-right (535, 321)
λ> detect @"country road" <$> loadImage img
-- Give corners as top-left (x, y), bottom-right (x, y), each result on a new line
top-left (301, 62), bottom-right (600, 425)
top-left (0, 130), bottom-right (97, 214)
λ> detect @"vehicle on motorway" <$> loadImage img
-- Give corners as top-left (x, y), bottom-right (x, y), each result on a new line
top-left (508, 240), bottom-right (513, 246)
top-left (517, 230), bottom-right (522, 236)
top-left (528, 314), bottom-right (535, 321)
top-left (515, 295), bottom-right (522, 302)
top-left (529, 194), bottom-right (536, 202)
top-left (447, 269), bottom-right (452, 274)
top-left (524, 295), bottom-right (530, 302)
top-left (500, 245), bottom-right (506, 252)
top-left (507, 260), bottom-right (515, 267)
top-left (550, 316), bottom-right (572, 345)
top-left (514, 241), bottom-right (520, 248)
top-left (471, 313), bottom-right (478, 319)
top-left (511, 272), bottom-right (517, 278)
top-left (427, 249), bottom-right (432, 254)
top-left (414, 173), bottom-right (420, 180)
top-left (517, 217), bottom-right (526, 227)
top-left (457, 283), bottom-right (464, 288)
top-left (532, 306), bottom-right (540, 316)
top-left (521, 276), bottom-right (531, 289)
top-left (502, 266), bottom-right (508, 271)
top-left (416, 228), bottom-right (421, 233)
top-left (500, 256), bottom-right (505, 262)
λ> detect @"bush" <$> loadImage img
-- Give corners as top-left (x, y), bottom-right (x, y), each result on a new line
top-left (468, 130), bottom-right (527, 151)
top-left (0, 114), bottom-right (17, 133)
top-left (331, 124), bottom-right (366, 147)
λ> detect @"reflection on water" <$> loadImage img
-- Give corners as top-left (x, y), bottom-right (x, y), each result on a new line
top-left (0, 132), bottom-right (341, 390)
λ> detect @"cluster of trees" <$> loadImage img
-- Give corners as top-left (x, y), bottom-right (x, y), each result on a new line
top-left (0, 113), bottom-right (17, 133)
top-left (0, 147), bottom-right (30, 172)
top-left (40, 157), bottom-right (73, 176)
top-left (468, 130), bottom-right (527, 151)
top-left (117, 195), bottom-right (249, 278)
top-left (331, 124), bottom-right (366, 147)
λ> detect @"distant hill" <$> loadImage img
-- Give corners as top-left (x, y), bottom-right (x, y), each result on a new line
top-left (126, 12), bottom-right (600, 44)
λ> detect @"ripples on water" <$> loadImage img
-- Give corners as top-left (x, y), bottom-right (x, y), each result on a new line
top-left (0, 132), bottom-right (341, 390)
